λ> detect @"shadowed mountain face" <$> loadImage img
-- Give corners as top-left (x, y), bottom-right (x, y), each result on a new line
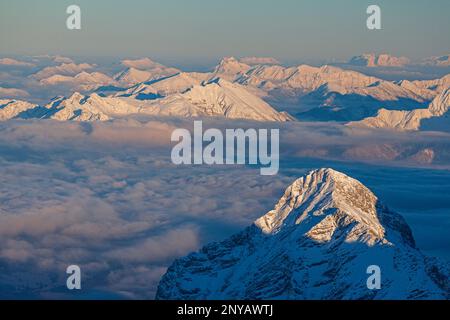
top-left (156, 168), bottom-right (449, 300)
top-left (350, 89), bottom-right (450, 131)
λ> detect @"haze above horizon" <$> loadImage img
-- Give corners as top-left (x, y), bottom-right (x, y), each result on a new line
top-left (0, 0), bottom-right (449, 66)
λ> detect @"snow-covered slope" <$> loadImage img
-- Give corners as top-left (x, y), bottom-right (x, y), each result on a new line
top-left (396, 80), bottom-right (437, 101)
top-left (227, 63), bottom-right (432, 121)
top-left (0, 79), bottom-right (293, 122)
top-left (114, 59), bottom-right (179, 86)
top-left (235, 64), bottom-right (426, 101)
top-left (240, 57), bottom-right (280, 66)
top-left (0, 87), bottom-right (29, 99)
top-left (156, 168), bottom-right (449, 300)
top-left (117, 72), bottom-right (208, 99)
top-left (348, 53), bottom-right (410, 67)
top-left (0, 93), bottom-right (146, 121)
top-left (350, 89), bottom-right (450, 130)
top-left (149, 78), bottom-right (294, 121)
top-left (0, 99), bottom-right (47, 120)
top-left (43, 92), bottom-right (146, 121)
top-left (207, 58), bottom-right (449, 122)
top-left (113, 67), bottom-right (156, 86)
top-left (212, 57), bottom-right (252, 81)
top-left (40, 71), bottom-right (116, 91)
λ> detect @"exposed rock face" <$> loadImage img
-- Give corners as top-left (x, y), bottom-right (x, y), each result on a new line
top-left (156, 169), bottom-right (449, 300)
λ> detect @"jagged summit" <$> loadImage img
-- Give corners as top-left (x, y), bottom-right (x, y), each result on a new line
top-left (255, 168), bottom-right (387, 246)
top-left (213, 57), bottom-right (251, 80)
top-left (172, 78), bottom-right (294, 121)
top-left (113, 67), bottom-right (154, 85)
top-left (156, 168), bottom-right (448, 300)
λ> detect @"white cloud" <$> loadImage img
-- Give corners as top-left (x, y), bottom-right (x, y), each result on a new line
top-left (0, 58), bottom-right (35, 67)
top-left (0, 87), bottom-right (29, 98)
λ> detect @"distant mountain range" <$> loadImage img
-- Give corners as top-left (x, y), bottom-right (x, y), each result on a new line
top-left (347, 53), bottom-right (450, 68)
top-left (0, 78), bottom-right (292, 122)
top-left (348, 54), bottom-right (410, 67)
top-left (0, 54), bottom-right (449, 125)
top-left (156, 168), bottom-right (449, 300)
top-left (211, 57), bottom-right (448, 122)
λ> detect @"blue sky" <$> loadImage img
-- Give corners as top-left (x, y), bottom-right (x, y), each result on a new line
top-left (0, 0), bottom-right (449, 65)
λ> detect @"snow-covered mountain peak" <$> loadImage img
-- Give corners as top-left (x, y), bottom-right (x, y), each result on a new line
top-left (179, 78), bottom-right (294, 121)
top-left (66, 91), bottom-right (85, 103)
top-left (156, 168), bottom-right (448, 300)
top-left (121, 57), bottom-right (165, 70)
top-left (114, 67), bottom-right (152, 83)
top-left (255, 168), bottom-right (386, 245)
top-left (213, 57), bottom-right (251, 80)
top-left (113, 61), bottom-right (180, 86)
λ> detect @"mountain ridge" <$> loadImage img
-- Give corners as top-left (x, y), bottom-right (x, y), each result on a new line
top-left (156, 168), bottom-right (449, 300)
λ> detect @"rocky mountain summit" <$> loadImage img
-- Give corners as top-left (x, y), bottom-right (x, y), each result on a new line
top-left (156, 169), bottom-right (449, 300)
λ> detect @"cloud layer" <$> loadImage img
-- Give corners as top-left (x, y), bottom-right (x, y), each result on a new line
top-left (0, 118), bottom-right (449, 298)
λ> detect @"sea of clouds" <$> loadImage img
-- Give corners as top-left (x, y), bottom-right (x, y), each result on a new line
top-left (0, 117), bottom-right (449, 298)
